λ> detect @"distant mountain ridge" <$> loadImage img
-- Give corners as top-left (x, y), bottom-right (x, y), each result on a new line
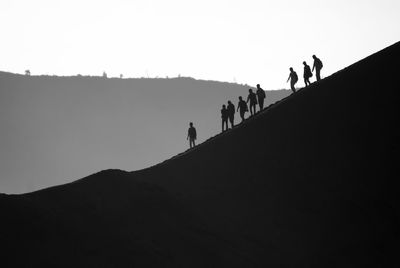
top-left (0, 73), bottom-right (289, 193)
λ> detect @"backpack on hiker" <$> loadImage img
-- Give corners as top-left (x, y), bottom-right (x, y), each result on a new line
top-left (318, 59), bottom-right (323, 69)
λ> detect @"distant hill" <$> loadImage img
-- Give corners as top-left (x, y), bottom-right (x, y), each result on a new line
top-left (1, 41), bottom-right (399, 267)
top-left (0, 74), bottom-right (289, 193)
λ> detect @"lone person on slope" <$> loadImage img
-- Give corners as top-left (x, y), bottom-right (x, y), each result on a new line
top-left (247, 89), bottom-right (257, 116)
top-left (237, 96), bottom-right (248, 122)
top-left (312, 55), bottom-right (323, 81)
top-left (256, 84), bottom-right (266, 111)
top-left (227, 100), bottom-right (235, 129)
top-left (287, 67), bottom-right (298, 93)
top-left (303, 61), bottom-right (312, 87)
top-left (187, 122), bottom-right (197, 148)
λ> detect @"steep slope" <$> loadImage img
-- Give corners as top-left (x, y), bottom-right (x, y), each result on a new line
top-left (0, 74), bottom-right (289, 193)
top-left (1, 41), bottom-right (399, 267)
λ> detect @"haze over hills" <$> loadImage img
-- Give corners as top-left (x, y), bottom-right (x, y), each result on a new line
top-left (0, 73), bottom-right (289, 193)
top-left (1, 41), bottom-right (399, 267)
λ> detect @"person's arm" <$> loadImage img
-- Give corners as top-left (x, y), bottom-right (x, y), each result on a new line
top-left (187, 130), bottom-right (189, 140)
top-left (312, 62), bottom-right (315, 72)
top-left (287, 74), bottom-right (291, 83)
top-left (237, 105), bottom-right (239, 112)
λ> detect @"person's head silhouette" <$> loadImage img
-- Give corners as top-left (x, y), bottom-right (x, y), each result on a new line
top-left (290, 67), bottom-right (293, 72)
top-left (312, 55), bottom-right (316, 59)
top-left (249, 88), bottom-right (253, 93)
top-left (189, 122), bottom-right (193, 127)
top-left (257, 84), bottom-right (260, 88)
top-left (222, 104), bottom-right (226, 109)
top-left (228, 100), bottom-right (232, 105)
top-left (239, 96), bottom-right (243, 100)
top-left (303, 61), bottom-right (307, 65)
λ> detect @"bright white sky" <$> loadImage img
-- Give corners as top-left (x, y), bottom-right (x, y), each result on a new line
top-left (0, 0), bottom-right (399, 89)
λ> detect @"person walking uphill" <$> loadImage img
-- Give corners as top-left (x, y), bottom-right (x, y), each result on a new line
top-left (287, 67), bottom-right (298, 93)
top-left (227, 100), bottom-right (235, 128)
top-left (237, 96), bottom-right (248, 122)
top-left (303, 61), bottom-right (312, 87)
top-left (312, 55), bottom-right (323, 81)
top-left (221, 104), bottom-right (229, 132)
top-left (256, 84), bottom-right (266, 111)
top-left (187, 122), bottom-right (197, 148)
top-left (247, 89), bottom-right (257, 116)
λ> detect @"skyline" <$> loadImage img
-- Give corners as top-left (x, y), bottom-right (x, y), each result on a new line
top-left (1, 0), bottom-right (399, 89)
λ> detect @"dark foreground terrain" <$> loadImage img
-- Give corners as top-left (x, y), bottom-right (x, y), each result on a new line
top-left (1, 41), bottom-right (399, 267)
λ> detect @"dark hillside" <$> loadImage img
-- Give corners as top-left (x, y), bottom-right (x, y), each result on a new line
top-left (1, 41), bottom-right (399, 267)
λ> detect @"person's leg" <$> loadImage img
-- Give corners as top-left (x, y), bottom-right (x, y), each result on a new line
top-left (260, 99), bottom-right (264, 110)
top-left (291, 82), bottom-right (296, 93)
top-left (316, 69), bottom-right (321, 81)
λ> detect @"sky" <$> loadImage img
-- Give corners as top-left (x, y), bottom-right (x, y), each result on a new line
top-left (0, 0), bottom-right (399, 89)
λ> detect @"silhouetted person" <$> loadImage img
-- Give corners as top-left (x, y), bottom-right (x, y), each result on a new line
top-left (312, 55), bottom-right (323, 81)
top-left (256, 84), bottom-right (266, 111)
top-left (187, 122), bottom-right (197, 148)
top-left (303, 61), bottom-right (312, 87)
top-left (237, 96), bottom-right (248, 122)
top-left (227, 100), bottom-right (235, 128)
top-left (221, 104), bottom-right (229, 132)
top-left (287, 67), bottom-right (298, 93)
top-left (247, 89), bottom-right (257, 115)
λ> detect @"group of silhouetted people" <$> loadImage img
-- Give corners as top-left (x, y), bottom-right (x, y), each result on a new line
top-left (220, 84), bottom-right (266, 133)
top-left (187, 55), bottom-right (324, 148)
top-left (187, 83), bottom-right (268, 148)
top-left (287, 55), bottom-right (323, 93)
